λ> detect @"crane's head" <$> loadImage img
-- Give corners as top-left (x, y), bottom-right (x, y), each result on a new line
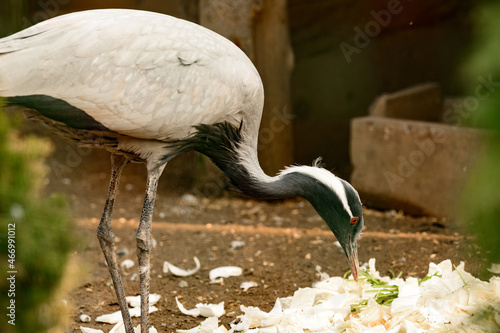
top-left (280, 163), bottom-right (363, 281)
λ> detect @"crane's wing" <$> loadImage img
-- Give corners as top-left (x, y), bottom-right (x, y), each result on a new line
top-left (0, 9), bottom-right (263, 141)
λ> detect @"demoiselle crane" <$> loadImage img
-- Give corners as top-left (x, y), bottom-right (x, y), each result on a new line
top-left (0, 9), bottom-right (363, 333)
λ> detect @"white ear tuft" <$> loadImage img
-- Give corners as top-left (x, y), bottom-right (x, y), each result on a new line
top-left (278, 164), bottom-right (354, 218)
top-left (312, 157), bottom-right (325, 168)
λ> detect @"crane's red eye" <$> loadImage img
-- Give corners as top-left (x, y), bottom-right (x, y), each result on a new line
top-left (350, 217), bottom-right (359, 225)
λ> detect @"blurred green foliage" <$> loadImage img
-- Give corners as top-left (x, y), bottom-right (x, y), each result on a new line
top-left (460, 1), bottom-right (500, 272)
top-left (0, 99), bottom-right (73, 333)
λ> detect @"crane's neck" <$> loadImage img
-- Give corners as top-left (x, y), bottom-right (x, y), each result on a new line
top-left (225, 142), bottom-right (301, 200)
top-left (167, 122), bottom-right (304, 200)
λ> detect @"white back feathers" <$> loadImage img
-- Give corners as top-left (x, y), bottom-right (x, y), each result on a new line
top-left (0, 9), bottom-right (263, 143)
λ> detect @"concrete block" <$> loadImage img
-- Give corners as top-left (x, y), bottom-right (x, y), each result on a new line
top-left (350, 117), bottom-right (487, 217)
top-left (369, 82), bottom-right (443, 122)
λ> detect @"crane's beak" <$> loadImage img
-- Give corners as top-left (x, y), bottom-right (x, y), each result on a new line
top-left (344, 240), bottom-right (359, 282)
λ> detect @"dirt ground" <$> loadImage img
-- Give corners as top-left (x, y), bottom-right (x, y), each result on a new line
top-left (32, 133), bottom-right (487, 333)
top-left (39, 154), bottom-right (486, 332)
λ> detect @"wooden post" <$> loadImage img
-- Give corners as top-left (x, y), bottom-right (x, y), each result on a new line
top-left (0, 0), bottom-right (26, 37)
top-left (253, 0), bottom-right (295, 175)
top-left (200, 0), bottom-right (294, 175)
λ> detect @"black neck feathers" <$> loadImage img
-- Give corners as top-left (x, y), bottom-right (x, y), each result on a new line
top-left (166, 122), bottom-right (250, 191)
top-left (166, 122), bottom-right (296, 199)
top-left (167, 122), bottom-right (243, 176)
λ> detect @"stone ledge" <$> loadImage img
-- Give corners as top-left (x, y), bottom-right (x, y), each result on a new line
top-left (369, 82), bottom-right (443, 122)
top-left (350, 116), bottom-right (487, 217)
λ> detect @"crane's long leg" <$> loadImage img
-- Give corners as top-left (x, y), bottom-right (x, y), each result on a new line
top-left (96, 154), bottom-right (134, 333)
top-left (136, 164), bottom-right (165, 333)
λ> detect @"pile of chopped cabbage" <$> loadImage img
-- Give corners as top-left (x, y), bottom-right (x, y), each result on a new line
top-left (81, 259), bottom-right (500, 332)
top-left (180, 259), bottom-right (500, 332)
